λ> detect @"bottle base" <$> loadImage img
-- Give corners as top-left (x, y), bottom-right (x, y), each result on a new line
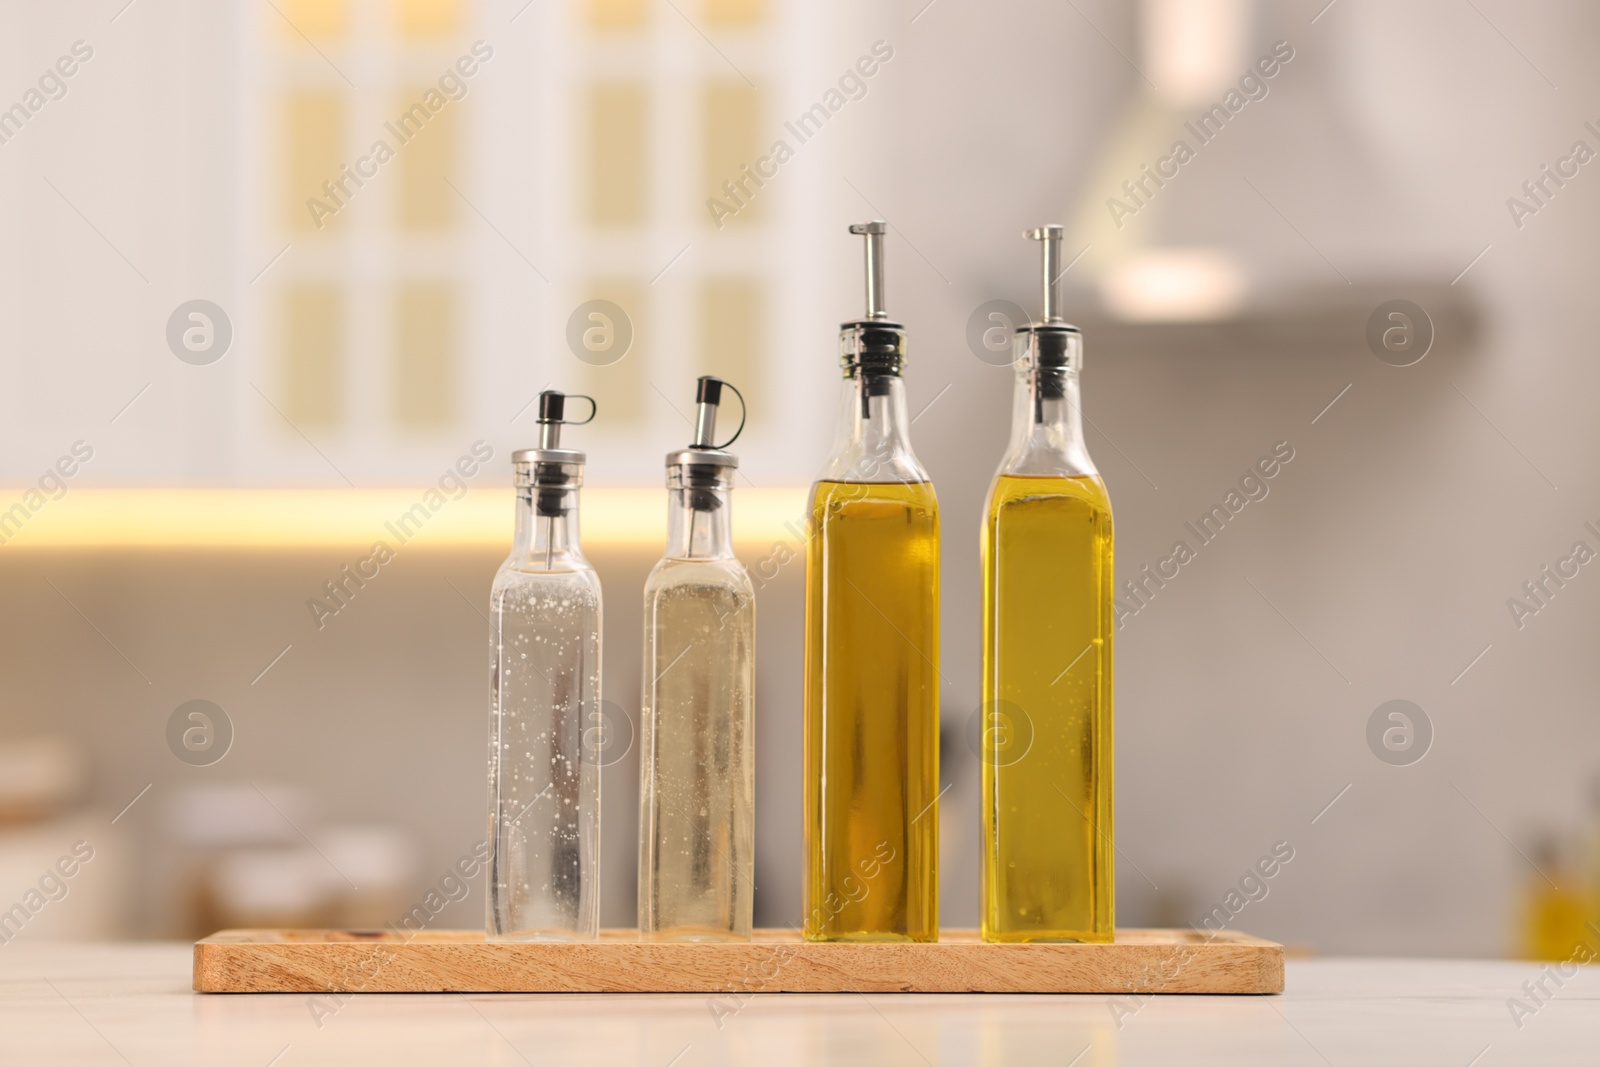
top-left (639, 927), bottom-right (752, 943)
top-left (802, 930), bottom-right (939, 944)
top-left (487, 929), bottom-right (599, 943)
top-left (980, 928), bottom-right (1114, 945)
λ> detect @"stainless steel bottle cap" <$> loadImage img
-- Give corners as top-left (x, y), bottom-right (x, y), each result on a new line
top-left (513, 448), bottom-right (586, 466)
top-left (515, 391), bottom-right (595, 503)
top-left (665, 448), bottom-right (737, 470)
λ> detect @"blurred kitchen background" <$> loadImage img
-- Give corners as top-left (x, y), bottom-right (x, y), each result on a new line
top-left (1, 0), bottom-right (1598, 960)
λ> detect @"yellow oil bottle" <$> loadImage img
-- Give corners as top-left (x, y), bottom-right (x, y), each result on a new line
top-left (980, 226), bottom-right (1114, 943)
top-left (803, 222), bottom-right (940, 942)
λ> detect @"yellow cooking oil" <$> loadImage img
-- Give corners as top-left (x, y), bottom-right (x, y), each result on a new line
top-left (981, 472), bottom-right (1114, 942)
top-left (803, 478), bottom-right (940, 942)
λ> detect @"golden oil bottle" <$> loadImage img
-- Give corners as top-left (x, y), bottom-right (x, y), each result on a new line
top-left (980, 226), bottom-right (1114, 943)
top-left (803, 221), bottom-right (940, 942)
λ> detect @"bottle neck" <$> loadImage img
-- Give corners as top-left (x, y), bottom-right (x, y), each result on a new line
top-left (1001, 361), bottom-right (1097, 478)
top-left (820, 372), bottom-right (929, 483)
top-left (665, 487), bottom-right (734, 560)
top-left (512, 486), bottom-right (584, 570)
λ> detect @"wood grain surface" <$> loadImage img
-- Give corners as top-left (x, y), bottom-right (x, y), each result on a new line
top-left (194, 928), bottom-right (1283, 994)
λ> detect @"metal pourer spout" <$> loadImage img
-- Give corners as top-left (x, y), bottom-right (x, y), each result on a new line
top-left (843, 221), bottom-right (905, 413)
top-left (667, 376), bottom-right (744, 513)
top-left (692, 376), bottom-right (724, 448)
top-left (849, 220), bottom-right (888, 320)
top-left (536, 390), bottom-right (571, 450)
top-left (1026, 224), bottom-right (1066, 325)
top-left (1019, 225), bottom-right (1081, 418)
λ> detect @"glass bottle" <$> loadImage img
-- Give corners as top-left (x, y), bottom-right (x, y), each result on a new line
top-left (803, 221), bottom-right (940, 942)
top-left (638, 377), bottom-right (756, 942)
top-left (981, 226), bottom-right (1114, 943)
top-left (488, 391), bottom-right (603, 941)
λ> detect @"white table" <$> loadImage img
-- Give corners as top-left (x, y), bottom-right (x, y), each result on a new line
top-left (1, 942), bottom-right (1592, 1065)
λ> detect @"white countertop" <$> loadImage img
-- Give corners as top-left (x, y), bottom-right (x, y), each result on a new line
top-left (1, 942), bottom-right (1594, 1065)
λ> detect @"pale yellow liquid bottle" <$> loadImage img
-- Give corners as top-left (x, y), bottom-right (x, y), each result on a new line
top-left (639, 378), bottom-right (755, 942)
top-left (981, 226), bottom-right (1114, 943)
top-left (803, 222), bottom-right (939, 942)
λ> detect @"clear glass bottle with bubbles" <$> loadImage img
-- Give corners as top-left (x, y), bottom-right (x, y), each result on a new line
top-left (488, 391), bottom-right (603, 941)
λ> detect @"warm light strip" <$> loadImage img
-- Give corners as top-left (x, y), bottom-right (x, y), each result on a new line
top-left (0, 488), bottom-right (813, 549)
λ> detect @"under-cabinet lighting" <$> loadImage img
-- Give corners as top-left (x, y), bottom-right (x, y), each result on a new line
top-left (0, 488), bottom-right (812, 549)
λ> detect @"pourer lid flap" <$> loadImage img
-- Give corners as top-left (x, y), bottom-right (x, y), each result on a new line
top-left (514, 389), bottom-right (596, 468)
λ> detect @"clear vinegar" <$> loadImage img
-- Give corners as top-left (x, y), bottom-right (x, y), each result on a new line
top-left (804, 479), bottom-right (940, 942)
top-left (639, 562), bottom-right (755, 940)
top-left (489, 566), bottom-right (602, 939)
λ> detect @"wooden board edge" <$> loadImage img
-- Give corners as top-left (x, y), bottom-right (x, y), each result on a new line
top-left (192, 929), bottom-right (1285, 995)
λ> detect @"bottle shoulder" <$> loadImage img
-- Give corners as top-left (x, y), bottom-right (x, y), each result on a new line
top-left (995, 374), bottom-right (1100, 481)
top-left (493, 559), bottom-right (602, 599)
top-left (646, 554), bottom-right (752, 584)
top-left (995, 435), bottom-right (1100, 481)
top-left (810, 476), bottom-right (938, 502)
top-left (645, 556), bottom-right (755, 597)
top-left (818, 451), bottom-right (932, 486)
top-left (997, 455), bottom-right (1100, 481)
top-left (985, 472), bottom-right (1113, 522)
top-left (809, 477), bottom-right (940, 523)
top-left (817, 415), bottom-right (932, 485)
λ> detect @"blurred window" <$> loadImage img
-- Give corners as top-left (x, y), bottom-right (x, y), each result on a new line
top-left (702, 0), bottom-right (763, 28)
top-left (238, 0), bottom-right (813, 478)
top-left (270, 2), bottom-right (472, 439)
top-left (702, 83), bottom-right (760, 228)
top-left (586, 0), bottom-right (650, 32)
top-left (395, 88), bottom-right (458, 230)
top-left (281, 285), bottom-right (346, 427)
top-left (395, 284), bottom-right (459, 427)
top-left (281, 0), bottom-right (349, 41)
top-left (580, 278), bottom-right (648, 422)
top-left (587, 83), bottom-right (650, 227)
top-left (394, 0), bottom-right (461, 37)
top-left (284, 91), bottom-right (344, 234)
top-left (699, 276), bottom-right (761, 417)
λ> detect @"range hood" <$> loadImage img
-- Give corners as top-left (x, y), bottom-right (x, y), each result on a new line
top-left (1063, 0), bottom-right (1469, 328)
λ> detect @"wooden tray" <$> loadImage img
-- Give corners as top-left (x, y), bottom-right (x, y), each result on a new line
top-left (194, 928), bottom-right (1282, 994)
